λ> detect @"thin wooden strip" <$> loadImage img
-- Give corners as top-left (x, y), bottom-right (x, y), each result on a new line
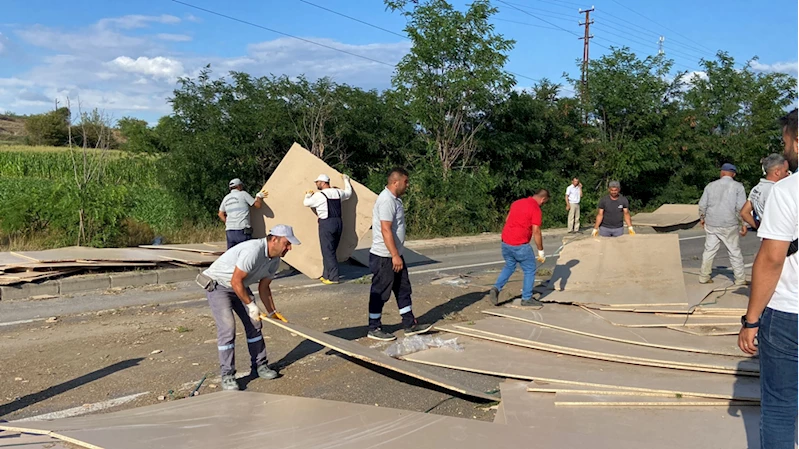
top-left (667, 325), bottom-right (741, 336)
top-left (553, 393), bottom-right (750, 407)
top-left (580, 305), bottom-right (740, 328)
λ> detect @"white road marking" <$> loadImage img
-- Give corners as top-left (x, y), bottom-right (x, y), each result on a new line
top-left (678, 235), bottom-right (705, 241)
top-left (16, 392), bottom-right (149, 422)
top-left (0, 318), bottom-right (43, 328)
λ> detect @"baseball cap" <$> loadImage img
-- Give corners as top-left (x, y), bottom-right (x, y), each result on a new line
top-left (608, 180), bottom-right (620, 188)
top-left (269, 224), bottom-right (301, 245)
top-left (721, 163), bottom-right (737, 173)
top-left (229, 178), bottom-right (243, 188)
top-left (314, 174), bottom-right (331, 183)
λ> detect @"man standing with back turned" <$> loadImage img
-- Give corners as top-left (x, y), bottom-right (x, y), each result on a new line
top-left (591, 181), bottom-right (635, 237)
top-left (488, 189), bottom-right (549, 307)
top-left (565, 178), bottom-right (582, 233)
top-left (367, 168), bottom-right (432, 341)
top-left (698, 163), bottom-right (747, 285)
top-left (219, 178), bottom-right (267, 249)
top-left (303, 173), bottom-right (353, 284)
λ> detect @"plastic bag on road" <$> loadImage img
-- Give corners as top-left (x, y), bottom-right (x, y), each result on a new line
top-left (384, 335), bottom-right (464, 358)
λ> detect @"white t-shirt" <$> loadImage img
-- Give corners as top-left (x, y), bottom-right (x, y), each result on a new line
top-left (566, 185), bottom-right (581, 204)
top-left (757, 174), bottom-right (798, 314)
top-left (747, 178), bottom-right (775, 221)
top-left (219, 190), bottom-right (256, 231)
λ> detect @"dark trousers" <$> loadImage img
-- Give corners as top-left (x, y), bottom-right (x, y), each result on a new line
top-left (206, 285), bottom-right (267, 376)
top-left (759, 307), bottom-right (798, 449)
top-left (226, 229), bottom-right (251, 249)
top-left (319, 218), bottom-right (343, 281)
top-left (368, 254), bottom-right (414, 330)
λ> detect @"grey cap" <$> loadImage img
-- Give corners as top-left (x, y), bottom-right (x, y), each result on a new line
top-left (608, 180), bottom-right (621, 188)
top-left (228, 178), bottom-right (243, 188)
top-left (269, 224), bottom-right (301, 245)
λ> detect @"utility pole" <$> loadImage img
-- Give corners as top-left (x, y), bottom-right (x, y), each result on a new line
top-left (54, 98), bottom-right (60, 111)
top-left (579, 6), bottom-right (594, 124)
top-left (658, 36), bottom-right (665, 55)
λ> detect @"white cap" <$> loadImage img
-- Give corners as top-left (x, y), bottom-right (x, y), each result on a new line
top-left (269, 224), bottom-right (301, 245)
top-left (314, 174), bottom-right (330, 183)
top-left (229, 178), bottom-right (243, 188)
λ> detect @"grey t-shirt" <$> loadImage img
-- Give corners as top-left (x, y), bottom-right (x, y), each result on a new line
top-left (598, 195), bottom-right (629, 229)
top-left (748, 179), bottom-right (775, 221)
top-left (219, 190), bottom-right (256, 231)
top-left (203, 238), bottom-right (279, 288)
top-left (370, 188), bottom-right (406, 258)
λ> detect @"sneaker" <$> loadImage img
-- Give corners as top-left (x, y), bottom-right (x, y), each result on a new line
top-left (487, 287), bottom-right (500, 306)
top-left (221, 374), bottom-right (239, 391)
top-left (698, 279), bottom-right (714, 285)
top-left (320, 278), bottom-right (339, 285)
top-left (734, 279), bottom-right (749, 286)
top-left (519, 298), bottom-right (544, 308)
top-left (254, 364), bottom-right (278, 380)
top-left (367, 328), bottom-right (397, 341)
top-left (405, 323), bottom-right (433, 336)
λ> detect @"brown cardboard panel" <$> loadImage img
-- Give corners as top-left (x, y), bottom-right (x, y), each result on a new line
top-left (652, 204), bottom-right (700, 217)
top-left (350, 229), bottom-right (435, 267)
top-left (261, 318), bottom-right (497, 401)
top-left (403, 335), bottom-right (760, 401)
top-left (553, 393), bottom-right (744, 407)
top-left (582, 306), bottom-right (740, 328)
top-left (12, 247), bottom-right (165, 263)
top-left (631, 213), bottom-right (697, 227)
top-left (138, 243), bottom-right (224, 255)
top-left (249, 143), bottom-right (377, 279)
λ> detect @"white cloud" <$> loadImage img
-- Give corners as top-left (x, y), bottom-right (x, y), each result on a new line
top-left (749, 60), bottom-right (798, 75)
top-left (110, 56), bottom-right (185, 80)
top-left (156, 33), bottom-right (192, 42)
top-left (97, 14), bottom-right (181, 30)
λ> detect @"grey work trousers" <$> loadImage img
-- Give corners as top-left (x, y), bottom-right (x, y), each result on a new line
top-left (206, 285), bottom-right (267, 376)
top-left (700, 225), bottom-right (745, 283)
top-left (567, 203), bottom-right (580, 232)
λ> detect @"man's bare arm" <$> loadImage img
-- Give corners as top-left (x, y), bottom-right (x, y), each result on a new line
top-left (623, 209), bottom-right (633, 228)
top-left (218, 211), bottom-right (227, 223)
top-left (258, 278), bottom-right (276, 313)
top-left (740, 201), bottom-right (758, 229)
top-left (532, 225), bottom-right (544, 251)
top-left (230, 267), bottom-right (253, 304)
top-left (594, 209), bottom-right (604, 229)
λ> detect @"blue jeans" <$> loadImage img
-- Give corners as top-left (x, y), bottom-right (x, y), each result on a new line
top-left (759, 307), bottom-right (798, 449)
top-left (226, 229), bottom-right (251, 249)
top-left (494, 242), bottom-right (537, 300)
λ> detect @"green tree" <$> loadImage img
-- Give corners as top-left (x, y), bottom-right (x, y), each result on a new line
top-left (386, 0), bottom-right (515, 175)
top-left (118, 117), bottom-right (164, 153)
top-left (24, 107), bottom-right (70, 146)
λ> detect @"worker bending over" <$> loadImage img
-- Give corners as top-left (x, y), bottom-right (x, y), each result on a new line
top-left (303, 173), bottom-right (352, 284)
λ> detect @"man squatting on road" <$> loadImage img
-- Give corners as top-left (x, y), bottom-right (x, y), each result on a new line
top-left (218, 178), bottom-right (267, 249)
top-left (303, 173), bottom-right (353, 285)
top-left (196, 225), bottom-right (300, 391)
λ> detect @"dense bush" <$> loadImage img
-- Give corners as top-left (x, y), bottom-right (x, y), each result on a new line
top-left (24, 108), bottom-right (70, 146)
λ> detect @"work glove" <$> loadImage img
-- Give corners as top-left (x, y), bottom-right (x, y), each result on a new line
top-left (267, 310), bottom-right (288, 323)
top-left (628, 226), bottom-right (636, 236)
top-left (591, 228), bottom-right (599, 238)
top-left (536, 250), bottom-right (546, 264)
top-left (256, 189), bottom-right (268, 199)
top-left (305, 190), bottom-right (315, 196)
top-left (341, 174), bottom-right (350, 182)
top-left (245, 301), bottom-right (261, 322)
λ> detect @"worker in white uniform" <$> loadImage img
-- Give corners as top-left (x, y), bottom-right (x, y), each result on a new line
top-left (303, 173), bottom-right (352, 284)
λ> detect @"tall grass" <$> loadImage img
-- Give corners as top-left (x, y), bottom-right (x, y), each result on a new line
top-left (0, 149), bottom-right (159, 186)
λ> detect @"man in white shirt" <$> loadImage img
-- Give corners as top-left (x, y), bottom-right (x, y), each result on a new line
top-left (740, 153), bottom-right (790, 231)
top-left (218, 178), bottom-right (267, 249)
top-left (738, 108), bottom-right (797, 449)
top-left (565, 178), bottom-right (583, 233)
top-left (303, 173), bottom-right (353, 284)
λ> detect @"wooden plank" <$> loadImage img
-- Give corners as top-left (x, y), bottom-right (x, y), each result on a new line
top-left (631, 212), bottom-right (697, 227)
top-left (482, 305), bottom-right (742, 356)
top-left (492, 402), bottom-right (506, 424)
top-left (249, 143), bottom-right (377, 279)
top-left (545, 234), bottom-right (688, 306)
top-left (12, 247), bottom-right (165, 263)
top-left (581, 306), bottom-right (740, 328)
top-left (261, 318), bottom-right (497, 401)
top-left (497, 381), bottom-right (759, 448)
top-left (442, 318), bottom-right (757, 375)
top-left (403, 335), bottom-right (760, 400)
top-left (668, 325), bottom-right (742, 336)
top-left (139, 243), bottom-right (224, 255)
top-left (526, 380), bottom-right (701, 398)
top-left (651, 204), bottom-right (699, 217)
top-left (553, 393), bottom-right (746, 407)
top-left (0, 252), bottom-right (36, 268)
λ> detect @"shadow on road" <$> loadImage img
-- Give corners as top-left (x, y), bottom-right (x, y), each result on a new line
top-left (0, 358), bottom-right (145, 418)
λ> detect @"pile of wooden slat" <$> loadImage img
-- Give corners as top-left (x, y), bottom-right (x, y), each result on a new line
top-left (0, 243), bottom-right (226, 286)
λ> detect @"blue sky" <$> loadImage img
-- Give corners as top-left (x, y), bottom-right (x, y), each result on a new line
top-left (1, 0), bottom-right (796, 123)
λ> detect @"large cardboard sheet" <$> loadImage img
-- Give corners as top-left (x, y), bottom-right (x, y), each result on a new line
top-left (250, 143), bottom-right (377, 279)
top-left (546, 234), bottom-right (688, 306)
top-left (350, 229), bottom-right (435, 267)
top-left (2, 392), bottom-right (532, 449)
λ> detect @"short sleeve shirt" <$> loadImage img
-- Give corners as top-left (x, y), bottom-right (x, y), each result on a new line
top-left (598, 195), bottom-right (629, 229)
top-left (202, 238), bottom-right (280, 288)
top-left (757, 174), bottom-right (798, 314)
top-left (370, 188), bottom-right (406, 257)
top-left (501, 198), bottom-right (543, 246)
top-left (566, 185), bottom-right (581, 204)
top-left (219, 190), bottom-right (256, 231)
top-left (748, 179), bottom-right (775, 221)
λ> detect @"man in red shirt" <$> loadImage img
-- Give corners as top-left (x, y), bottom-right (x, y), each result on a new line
top-left (488, 189), bottom-right (550, 307)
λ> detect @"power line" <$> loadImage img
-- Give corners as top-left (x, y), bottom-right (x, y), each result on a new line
top-left (524, 0), bottom-right (587, 10)
top-left (500, 1), bottom-right (580, 19)
top-left (495, 0), bottom-right (583, 38)
top-left (592, 21), bottom-right (709, 61)
top-left (592, 11), bottom-right (714, 59)
top-left (296, 0), bottom-right (406, 39)
top-left (592, 24), bottom-right (705, 65)
top-left (494, 17), bottom-right (564, 31)
top-left (170, 0), bottom-right (395, 67)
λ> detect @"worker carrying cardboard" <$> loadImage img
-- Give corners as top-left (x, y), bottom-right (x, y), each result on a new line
top-left (218, 178), bottom-right (267, 249)
top-left (195, 225), bottom-right (300, 391)
top-left (303, 173), bottom-right (353, 284)
top-left (592, 180), bottom-right (635, 237)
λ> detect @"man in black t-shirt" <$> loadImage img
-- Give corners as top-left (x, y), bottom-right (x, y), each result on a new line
top-left (592, 181), bottom-right (635, 237)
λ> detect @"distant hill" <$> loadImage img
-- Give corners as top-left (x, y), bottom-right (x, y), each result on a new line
top-left (0, 113), bottom-right (27, 144)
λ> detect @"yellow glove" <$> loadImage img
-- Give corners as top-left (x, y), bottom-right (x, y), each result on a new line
top-left (268, 311), bottom-right (288, 323)
top-left (591, 228), bottom-right (599, 238)
top-left (257, 189), bottom-right (268, 199)
top-left (536, 250), bottom-right (546, 264)
top-left (628, 226), bottom-right (636, 236)
top-left (305, 190), bottom-right (315, 195)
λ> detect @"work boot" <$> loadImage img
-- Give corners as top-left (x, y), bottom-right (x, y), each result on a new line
top-left (367, 328), bottom-right (397, 341)
top-left (221, 374), bottom-right (239, 391)
top-left (405, 323), bottom-right (433, 336)
top-left (519, 298), bottom-right (544, 309)
top-left (487, 287), bottom-right (500, 306)
top-left (698, 278), bottom-right (714, 284)
top-left (254, 364), bottom-right (278, 380)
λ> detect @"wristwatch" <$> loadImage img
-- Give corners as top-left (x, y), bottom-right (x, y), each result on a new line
top-left (740, 315), bottom-right (760, 328)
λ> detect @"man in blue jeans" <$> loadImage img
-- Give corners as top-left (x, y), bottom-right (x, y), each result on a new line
top-left (488, 189), bottom-right (549, 307)
top-left (738, 108), bottom-right (798, 449)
